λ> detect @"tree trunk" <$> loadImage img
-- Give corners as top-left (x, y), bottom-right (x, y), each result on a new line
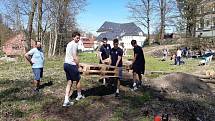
top-left (52, 23), bottom-right (58, 56)
top-left (38, 0), bottom-right (43, 43)
top-left (48, 31), bottom-right (52, 57)
top-left (147, 0), bottom-right (150, 45)
top-left (159, 0), bottom-right (165, 40)
top-left (26, 0), bottom-right (37, 52)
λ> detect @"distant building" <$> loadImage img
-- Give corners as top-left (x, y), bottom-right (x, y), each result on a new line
top-left (78, 36), bottom-right (96, 52)
top-left (2, 33), bottom-right (35, 56)
top-left (97, 21), bottom-right (146, 49)
top-left (196, 0), bottom-right (215, 37)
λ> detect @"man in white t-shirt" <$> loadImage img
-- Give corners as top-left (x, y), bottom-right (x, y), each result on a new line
top-left (176, 48), bottom-right (182, 65)
top-left (63, 31), bottom-right (85, 107)
top-left (25, 41), bottom-right (44, 92)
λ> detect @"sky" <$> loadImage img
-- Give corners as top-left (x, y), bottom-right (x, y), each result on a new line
top-left (77, 0), bottom-right (132, 35)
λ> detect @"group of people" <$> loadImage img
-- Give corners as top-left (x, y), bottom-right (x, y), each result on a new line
top-left (25, 32), bottom-right (145, 107)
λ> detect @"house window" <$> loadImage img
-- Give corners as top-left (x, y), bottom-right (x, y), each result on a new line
top-left (206, 20), bottom-right (210, 27)
top-left (200, 18), bottom-right (204, 28)
top-left (213, 3), bottom-right (215, 11)
top-left (200, 6), bottom-right (204, 14)
top-left (12, 45), bottom-right (20, 50)
top-left (213, 17), bottom-right (215, 26)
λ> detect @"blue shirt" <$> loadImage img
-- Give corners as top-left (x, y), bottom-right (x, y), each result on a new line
top-left (110, 47), bottom-right (123, 67)
top-left (27, 48), bottom-right (44, 68)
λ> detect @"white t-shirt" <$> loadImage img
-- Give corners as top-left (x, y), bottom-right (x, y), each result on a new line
top-left (64, 40), bottom-right (78, 65)
top-left (177, 50), bottom-right (182, 57)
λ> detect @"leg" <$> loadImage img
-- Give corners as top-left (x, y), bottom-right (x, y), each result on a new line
top-left (75, 80), bottom-right (85, 100)
top-left (65, 80), bottom-right (73, 100)
top-left (132, 72), bottom-right (138, 90)
top-left (137, 73), bottom-right (142, 87)
top-left (63, 80), bottom-right (74, 106)
top-left (103, 78), bottom-right (106, 85)
top-left (115, 78), bottom-right (120, 97)
top-left (32, 68), bottom-right (42, 91)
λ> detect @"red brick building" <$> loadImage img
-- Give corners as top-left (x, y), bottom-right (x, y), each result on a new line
top-left (79, 36), bottom-right (96, 51)
top-left (2, 33), bottom-right (35, 56)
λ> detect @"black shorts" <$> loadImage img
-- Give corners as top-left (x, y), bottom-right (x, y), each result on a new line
top-left (64, 63), bottom-right (81, 81)
top-left (132, 63), bottom-right (145, 75)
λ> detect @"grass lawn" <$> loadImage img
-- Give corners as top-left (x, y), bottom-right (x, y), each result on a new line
top-left (0, 51), bottom-right (213, 120)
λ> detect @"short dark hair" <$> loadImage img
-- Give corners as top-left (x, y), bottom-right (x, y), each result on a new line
top-left (72, 31), bottom-right (81, 38)
top-left (102, 37), bottom-right (108, 41)
top-left (113, 39), bottom-right (119, 44)
top-left (131, 40), bottom-right (137, 45)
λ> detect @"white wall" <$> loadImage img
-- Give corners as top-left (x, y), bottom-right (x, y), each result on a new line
top-left (196, 30), bottom-right (215, 37)
top-left (121, 36), bottom-right (146, 49)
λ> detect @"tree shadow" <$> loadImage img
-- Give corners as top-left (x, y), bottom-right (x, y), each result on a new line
top-left (70, 78), bottom-right (133, 99)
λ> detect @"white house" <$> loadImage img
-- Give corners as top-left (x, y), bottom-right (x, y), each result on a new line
top-left (195, 0), bottom-right (215, 37)
top-left (96, 21), bottom-right (146, 49)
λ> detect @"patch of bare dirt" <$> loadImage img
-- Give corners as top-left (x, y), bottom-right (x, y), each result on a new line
top-left (149, 72), bottom-right (212, 96)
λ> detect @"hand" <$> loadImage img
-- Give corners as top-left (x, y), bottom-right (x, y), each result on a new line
top-left (30, 61), bottom-right (34, 65)
top-left (101, 60), bottom-right (104, 64)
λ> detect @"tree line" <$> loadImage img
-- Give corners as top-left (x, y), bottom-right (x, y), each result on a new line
top-left (0, 0), bottom-right (86, 57)
top-left (128, 0), bottom-right (203, 45)
top-left (0, 0), bottom-right (203, 54)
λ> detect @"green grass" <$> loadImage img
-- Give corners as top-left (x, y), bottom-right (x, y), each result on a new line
top-left (0, 51), bottom-right (213, 120)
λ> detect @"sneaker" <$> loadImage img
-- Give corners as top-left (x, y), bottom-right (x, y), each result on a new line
top-left (130, 86), bottom-right (138, 91)
top-left (75, 95), bottom-right (85, 101)
top-left (33, 88), bottom-right (39, 93)
top-left (63, 101), bottom-right (74, 107)
top-left (137, 81), bottom-right (142, 88)
top-left (115, 93), bottom-right (120, 98)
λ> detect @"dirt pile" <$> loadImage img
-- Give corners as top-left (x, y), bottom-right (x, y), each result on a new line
top-left (150, 72), bottom-right (212, 95)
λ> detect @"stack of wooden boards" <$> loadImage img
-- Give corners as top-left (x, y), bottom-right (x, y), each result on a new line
top-left (79, 61), bottom-right (133, 80)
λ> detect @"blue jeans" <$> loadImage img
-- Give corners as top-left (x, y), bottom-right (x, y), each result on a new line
top-left (175, 56), bottom-right (181, 65)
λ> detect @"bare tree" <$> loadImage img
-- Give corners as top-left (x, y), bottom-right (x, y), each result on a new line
top-left (176, 0), bottom-right (202, 37)
top-left (25, 0), bottom-right (37, 51)
top-left (153, 0), bottom-right (180, 40)
top-left (128, 0), bottom-right (153, 45)
top-left (37, 0), bottom-right (43, 43)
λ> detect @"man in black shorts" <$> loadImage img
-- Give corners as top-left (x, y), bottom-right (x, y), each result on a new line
top-left (131, 40), bottom-right (145, 90)
top-left (63, 31), bottom-right (85, 107)
top-left (110, 39), bottom-right (123, 97)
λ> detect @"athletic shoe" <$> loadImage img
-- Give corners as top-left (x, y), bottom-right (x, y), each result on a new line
top-left (33, 88), bottom-right (39, 93)
top-left (130, 86), bottom-right (138, 91)
top-left (75, 95), bottom-right (85, 101)
top-left (115, 93), bottom-right (120, 98)
top-left (63, 101), bottom-right (74, 107)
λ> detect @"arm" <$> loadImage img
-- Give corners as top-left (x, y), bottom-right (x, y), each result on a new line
top-left (132, 53), bottom-right (137, 65)
top-left (72, 51), bottom-right (79, 66)
top-left (25, 53), bottom-right (33, 65)
top-left (99, 52), bottom-right (104, 64)
top-left (116, 55), bottom-right (122, 67)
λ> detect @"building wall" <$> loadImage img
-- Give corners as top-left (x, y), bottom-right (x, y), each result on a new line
top-left (2, 33), bottom-right (35, 56)
top-left (121, 36), bottom-right (146, 49)
top-left (196, 1), bottom-right (215, 37)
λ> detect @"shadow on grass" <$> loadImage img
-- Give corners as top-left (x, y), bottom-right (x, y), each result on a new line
top-left (38, 81), bottom-right (53, 90)
top-left (70, 78), bottom-right (133, 99)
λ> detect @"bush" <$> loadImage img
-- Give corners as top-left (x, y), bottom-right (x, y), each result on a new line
top-left (0, 50), bottom-right (5, 57)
